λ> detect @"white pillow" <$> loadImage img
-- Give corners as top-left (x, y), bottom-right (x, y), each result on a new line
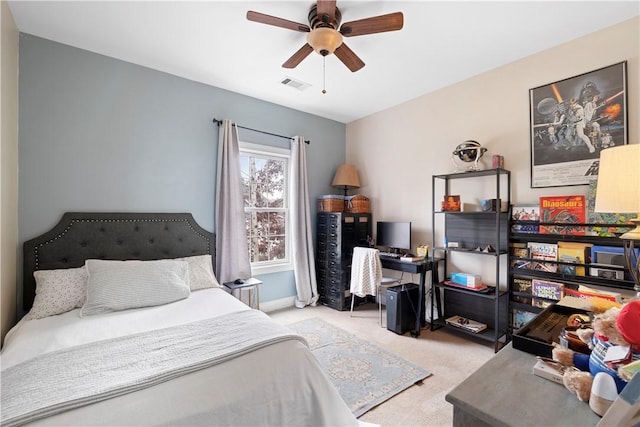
top-left (174, 254), bottom-right (221, 290)
top-left (81, 259), bottom-right (191, 317)
top-left (26, 267), bottom-right (88, 320)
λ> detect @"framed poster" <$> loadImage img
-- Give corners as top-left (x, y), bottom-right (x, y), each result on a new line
top-left (529, 62), bottom-right (627, 188)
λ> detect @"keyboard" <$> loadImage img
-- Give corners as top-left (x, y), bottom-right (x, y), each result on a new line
top-left (379, 252), bottom-right (401, 259)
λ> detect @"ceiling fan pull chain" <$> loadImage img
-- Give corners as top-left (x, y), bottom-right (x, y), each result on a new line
top-left (322, 56), bottom-right (327, 94)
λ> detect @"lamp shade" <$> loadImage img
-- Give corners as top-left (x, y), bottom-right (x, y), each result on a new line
top-left (307, 28), bottom-right (343, 55)
top-left (332, 164), bottom-right (360, 189)
top-left (594, 144), bottom-right (640, 214)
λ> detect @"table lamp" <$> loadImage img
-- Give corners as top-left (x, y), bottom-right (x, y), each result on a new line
top-left (332, 164), bottom-right (361, 197)
top-left (594, 144), bottom-right (640, 297)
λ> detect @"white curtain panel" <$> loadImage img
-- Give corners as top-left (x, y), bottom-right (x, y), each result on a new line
top-left (215, 119), bottom-right (251, 284)
top-left (291, 136), bottom-right (319, 308)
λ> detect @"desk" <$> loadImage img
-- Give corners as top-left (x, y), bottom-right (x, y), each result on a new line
top-left (445, 343), bottom-right (600, 427)
top-left (379, 257), bottom-right (442, 336)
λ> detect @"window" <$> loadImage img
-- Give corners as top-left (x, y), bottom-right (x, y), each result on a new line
top-left (239, 142), bottom-right (292, 274)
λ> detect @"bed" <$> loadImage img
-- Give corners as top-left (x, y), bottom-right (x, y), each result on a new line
top-left (1, 212), bottom-right (357, 426)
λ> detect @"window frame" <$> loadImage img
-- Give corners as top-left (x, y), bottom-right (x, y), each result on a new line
top-left (239, 141), bottom-right (293, 275)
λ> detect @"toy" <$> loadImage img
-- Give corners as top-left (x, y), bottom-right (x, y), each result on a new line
top-left (552, 300), bottom-right (640, 411)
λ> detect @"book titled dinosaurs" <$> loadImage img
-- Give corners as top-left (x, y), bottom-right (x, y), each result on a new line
top-left (539, 195), bottom-right (586, 235)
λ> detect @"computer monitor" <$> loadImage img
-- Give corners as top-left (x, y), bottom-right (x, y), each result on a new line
top-left (376, 221), bottom-right (411, 253)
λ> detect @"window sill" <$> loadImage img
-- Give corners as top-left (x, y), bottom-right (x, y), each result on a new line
top-left (251, 262), bottom-right (294, 275)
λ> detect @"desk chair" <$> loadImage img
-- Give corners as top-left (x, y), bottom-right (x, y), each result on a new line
top-left (349, 247), bottom-right (401, 327)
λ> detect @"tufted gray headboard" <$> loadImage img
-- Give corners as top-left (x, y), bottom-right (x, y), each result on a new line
top-left (23, 212), bottom-right (216, 312)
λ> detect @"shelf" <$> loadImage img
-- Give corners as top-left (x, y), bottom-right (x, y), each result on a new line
top-left (435, 282), bottom-right (508, 299)
top-left (432, 168), bottom-right (510, 180)
top-left (511, 231), bottom-right (625, 246)
top-left (439, 247), bottom-right (508, 256)
top-left (431, 318), bottom-right (509, 344)
top-left (510, 266), bottom-right (634, 290)
top-left (435, 210), bottom-right (509, 215)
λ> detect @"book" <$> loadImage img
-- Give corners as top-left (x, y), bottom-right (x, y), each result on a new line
top-left (399, 256), bottom-right (424, 262)
top-left (513, 309), bottom-right (537, 330)
top-left (512, 277), bottom-right (532, 294)
top-left (511, 259), bottom-right (531, 270)
top-left (563, 285), bottom-right (621, 303)
top-left (539, 195), bottom-right (586, 235)
top-left (445, 315), bottom-right (487, 333)
top-left (533, 359), bottom-right (564, 385)
top-left (511, 204), bottom-right (540, 233)
top-left (557, 242), bottom-right (593, 276)
top-left (512, 294), bottom-right (532, 304)
top-left (532, 297), bottom-right (554, 308)
top-left (527, 242), bottom-right (558, 272)
top-left (510, 242), bottom-right (529, 257)
top-left (586, 178), bottom-right (634, 237)
top-left (531, 279), bottom-right (564, 301)
top-left (512, 247), bottom-right (530, 258)
top-left (442, 195), bottom-right (461, 212)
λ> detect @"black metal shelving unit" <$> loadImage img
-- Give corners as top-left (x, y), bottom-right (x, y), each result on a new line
top-left (431, 168), bottom-right (511, 352)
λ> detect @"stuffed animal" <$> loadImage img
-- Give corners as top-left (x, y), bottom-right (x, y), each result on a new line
top-left (552, 300), bottom-right (640, 405)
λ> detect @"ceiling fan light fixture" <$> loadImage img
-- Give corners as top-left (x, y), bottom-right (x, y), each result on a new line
top-left (306, 27), bottom-right (343, 56)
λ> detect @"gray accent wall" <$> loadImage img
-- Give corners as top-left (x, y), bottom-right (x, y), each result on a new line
top-left (18, 34), bottom-right (345, 310)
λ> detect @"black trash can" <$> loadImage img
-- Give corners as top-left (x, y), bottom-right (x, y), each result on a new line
top-left (386, 283), bottom-right (419, 335)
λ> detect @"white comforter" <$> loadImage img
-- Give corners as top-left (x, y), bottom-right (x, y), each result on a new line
top-left (2, 288), bottom-right (248, 368)
top-left (1, 289), bottom-right (358, 426)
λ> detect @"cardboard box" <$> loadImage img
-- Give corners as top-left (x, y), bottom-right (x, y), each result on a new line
top-left (481, 199), bottom-right (508, 212)
top-left (450, 272), bottom-right (482, 287)
top-left (512, 304), bottom-right (590, 358)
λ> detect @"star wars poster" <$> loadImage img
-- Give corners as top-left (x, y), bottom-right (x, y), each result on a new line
top-left (529, 62), bottom-right (627, 188)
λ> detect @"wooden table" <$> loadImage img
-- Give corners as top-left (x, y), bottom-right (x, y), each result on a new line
top-left (445, 343), bottom-right (600, 427)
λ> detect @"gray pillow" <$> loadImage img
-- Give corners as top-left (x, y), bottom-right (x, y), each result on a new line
top-left (173, 254), bottom-right (221, 290)
top-left (81, 259), bottom-right (191, 317)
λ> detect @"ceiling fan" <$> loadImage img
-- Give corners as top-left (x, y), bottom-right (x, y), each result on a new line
top-left (247, 1), bottom-right (404, 72)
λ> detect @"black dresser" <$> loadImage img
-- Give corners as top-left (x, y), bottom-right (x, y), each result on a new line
top-left (316, 212), bottom-right (372, 310)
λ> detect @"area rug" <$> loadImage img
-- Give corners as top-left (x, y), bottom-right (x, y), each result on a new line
top-left (288, 317), bottom-right (431, 417)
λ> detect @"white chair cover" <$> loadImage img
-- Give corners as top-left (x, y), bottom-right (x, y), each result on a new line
top-left (349, 247), bottom-right (382, 298)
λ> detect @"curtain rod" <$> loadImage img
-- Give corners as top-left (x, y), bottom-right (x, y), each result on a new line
top-left (212, 118), bottom-right (310, 144)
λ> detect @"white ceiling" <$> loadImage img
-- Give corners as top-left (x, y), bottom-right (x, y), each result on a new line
top-left (7, 1), bottom-right (639, 123)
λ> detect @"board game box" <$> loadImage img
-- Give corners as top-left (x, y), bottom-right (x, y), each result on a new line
top-left (527, 241), bottom-right (558, 272)
top-left (532, 279), bottom-right (564, 301)
top-left (511, 204), bottom-right (540, 233)
top-left (557, 242), bottom-right (592, 276)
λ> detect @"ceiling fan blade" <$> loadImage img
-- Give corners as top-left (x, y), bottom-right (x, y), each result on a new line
top-left (340, 12), bottom-right (404, 37)
top-left (316, 0), bottom-right (336, 25)
top-left (247, 11), bottom-right (310, 32)
top-left (282, 44), bottom-right (314, 68)
top-left (333, 43), bottom-right (365, 72)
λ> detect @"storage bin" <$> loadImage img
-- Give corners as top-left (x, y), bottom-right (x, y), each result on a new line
top-left (317, 195), bottom-right (345, 212)
top-left (346, 195), bottom-right (371, 213)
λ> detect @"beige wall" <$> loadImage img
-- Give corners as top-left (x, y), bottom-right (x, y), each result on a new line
top-left (1, 0), bottom-right (19, 344)
top-left (347, 17), bottom-right (639, 267)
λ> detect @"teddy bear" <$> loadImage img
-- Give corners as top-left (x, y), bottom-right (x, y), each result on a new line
top-left (552, 299), bottom-right (640, 406)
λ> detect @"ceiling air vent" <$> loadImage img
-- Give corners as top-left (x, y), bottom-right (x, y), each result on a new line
top-left (280, 76), bottom-right (311, 91)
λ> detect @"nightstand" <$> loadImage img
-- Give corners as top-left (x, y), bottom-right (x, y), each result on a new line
top-left (223, 278), bottom-right (262, 309)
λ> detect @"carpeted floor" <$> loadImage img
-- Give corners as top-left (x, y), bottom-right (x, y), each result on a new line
top-left (288, 317), bottom-right (431, 417)
top-left (269, 303), bottom-right (495, 427)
